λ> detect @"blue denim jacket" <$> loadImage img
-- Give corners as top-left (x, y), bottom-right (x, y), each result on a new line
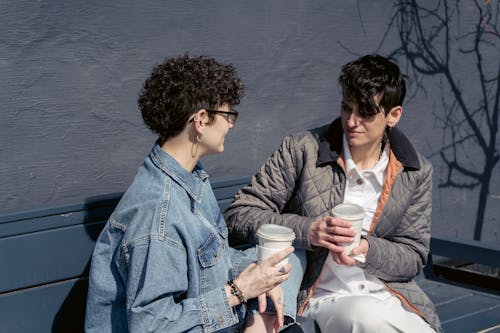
top-left (85, 144), bottom-right (255, 332)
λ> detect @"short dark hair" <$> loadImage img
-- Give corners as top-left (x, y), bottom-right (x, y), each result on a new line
top-left (138, 55), bottom-right (244, 143)
top-left (338, 54), bottom-right (406, 117)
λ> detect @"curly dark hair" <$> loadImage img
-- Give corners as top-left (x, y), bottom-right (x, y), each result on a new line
top-left (338, 54), bottom-right (406, 117)
top-left (138, 55), bottom-right (244, 143)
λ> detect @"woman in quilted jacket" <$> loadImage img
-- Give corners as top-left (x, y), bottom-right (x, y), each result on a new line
top-left (225, 54), bottom-right (441, 332)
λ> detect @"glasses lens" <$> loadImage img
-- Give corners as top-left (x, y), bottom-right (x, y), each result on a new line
top-left (206, 109), bottom-right (238, 123)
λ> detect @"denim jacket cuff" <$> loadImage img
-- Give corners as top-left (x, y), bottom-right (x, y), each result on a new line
top-left (199, 286), bottom-right (239, 331)
top-left (231, 248), bottom-right (257, 279)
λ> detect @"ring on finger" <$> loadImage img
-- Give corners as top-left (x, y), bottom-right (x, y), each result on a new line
top-left (278, 266), bottom-right (286, 275)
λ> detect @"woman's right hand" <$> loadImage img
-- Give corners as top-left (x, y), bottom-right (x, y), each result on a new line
top-left (309, 216), bottom-right (355, 252)
top-left (234, 246), bottom-right (294, 301)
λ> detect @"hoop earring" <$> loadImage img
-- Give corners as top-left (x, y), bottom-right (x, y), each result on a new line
top-left (191, 141), bottom-right (198, 158)
top-left (196, 134), bottom-right (203, 143)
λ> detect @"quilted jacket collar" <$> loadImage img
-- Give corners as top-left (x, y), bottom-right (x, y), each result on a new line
top-left (316, 117), bottom-right (421, 170)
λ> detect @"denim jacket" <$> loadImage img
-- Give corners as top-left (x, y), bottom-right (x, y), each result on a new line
top-left (85, 144), bottom-right (255, 333)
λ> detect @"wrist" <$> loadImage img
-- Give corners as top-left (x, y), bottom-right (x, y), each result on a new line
top-left (225, 284), bottom-right (240, 307)
top-left (227, 279), bottom-right (247, 305)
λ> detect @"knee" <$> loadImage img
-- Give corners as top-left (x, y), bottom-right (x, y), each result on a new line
top-left (280, 249), bottom-right (307, 320)
top-left (288, 249), bottom-right (307, 275)
top-left (282, 250), bottom-right (306, 292)
top-left (332, 297), bottom-right (386, 328)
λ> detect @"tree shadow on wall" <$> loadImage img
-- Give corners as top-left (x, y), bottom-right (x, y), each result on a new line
top-left (379, 0), bottom-right (499, 241)
top-left (51, 193), bottom-right (122, 333)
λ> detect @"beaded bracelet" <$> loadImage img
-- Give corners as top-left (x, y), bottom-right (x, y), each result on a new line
top-left (227, 279), bottom-right (247, 304)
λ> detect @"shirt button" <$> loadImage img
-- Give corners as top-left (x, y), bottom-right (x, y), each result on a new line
top-left (356, 178), bottom-right (363, 185)
top-left (359, 284), bottom-right (365, 290)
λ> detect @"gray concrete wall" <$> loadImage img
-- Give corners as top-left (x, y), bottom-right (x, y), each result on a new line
top-left (1, 1), bottom-right (498, 244)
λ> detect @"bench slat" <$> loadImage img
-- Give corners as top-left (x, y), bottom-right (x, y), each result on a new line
top-left (437, 290), bottom-right (500, 322)
top-left (211, 177), bottom-right (250, 200)
top-left (430, 237), bottom-right (500, 268)
top-left (0, 205), bottom-right (114, 239)
top-left (442, 305), bottom-right (500, 332)
top-left (0, 278), bottom-right (86, 333)
top-left (420, 278), bottom-right (500, 332)
top-left (0, 222), bottom-right (103, 294)
top-left (0, 193), bottom-right (121, 225)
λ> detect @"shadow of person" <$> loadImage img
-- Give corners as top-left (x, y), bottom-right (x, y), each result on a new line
top-left (50, 263), bottom-right (90, 333)
top-left (51, 193), bottom-right (122, 333)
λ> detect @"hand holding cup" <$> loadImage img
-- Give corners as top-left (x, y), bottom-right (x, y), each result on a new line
top-left (331, 203), bottom-right (366, 263)
top-left (234, 246), bottom-right (294, 301)
top-left (256, 224), bottom-right (295, 267)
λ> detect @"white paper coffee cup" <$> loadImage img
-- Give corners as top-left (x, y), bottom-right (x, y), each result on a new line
top-left (256, 224), bottom-right (295, 266)
top-left (331, 203), bottom-right (365, 256)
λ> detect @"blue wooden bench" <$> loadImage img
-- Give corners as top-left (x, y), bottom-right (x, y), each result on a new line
top-left (0, 177), bottom-right (499, 332)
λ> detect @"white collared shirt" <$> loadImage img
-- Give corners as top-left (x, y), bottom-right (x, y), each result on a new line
top-left (310, 134), bottom-right (392, 303)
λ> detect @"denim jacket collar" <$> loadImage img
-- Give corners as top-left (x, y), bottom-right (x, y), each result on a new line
top-left (316, 117), bottom-right (421, 170)
top-left (149, 143), bottom-right (209, 202)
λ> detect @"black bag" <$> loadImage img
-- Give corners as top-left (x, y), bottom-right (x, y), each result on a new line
top-left (279, 316), bottom-right (320, 333)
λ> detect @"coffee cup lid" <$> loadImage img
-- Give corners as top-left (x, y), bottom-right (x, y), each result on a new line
top-left (331, 203), bottom-right (365, 220)
top-left (257, 224), bottom-right (295, 241)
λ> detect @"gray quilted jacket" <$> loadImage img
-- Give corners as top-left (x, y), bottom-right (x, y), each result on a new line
top-left (224, 119), bottom-right (441, 332)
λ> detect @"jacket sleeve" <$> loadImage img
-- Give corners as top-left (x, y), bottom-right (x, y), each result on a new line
top-left (359, 160), bottom-right (433, 281)
top-left (227, 245), bottom-right (257, 278)
top-left (124, 237), bottom-right (239, 332)
top-left (224, 135), bottom-right (316, 250)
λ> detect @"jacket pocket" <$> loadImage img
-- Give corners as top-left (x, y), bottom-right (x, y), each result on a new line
top-left (198, 232), bottom-right (228, 291)
top-left (198, 232), bottom-right (222, 268)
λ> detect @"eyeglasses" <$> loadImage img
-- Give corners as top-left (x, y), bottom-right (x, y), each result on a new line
top-left (206, 109), bottom-right (239, 124)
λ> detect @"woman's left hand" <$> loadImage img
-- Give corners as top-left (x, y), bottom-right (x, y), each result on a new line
top-left (257, 285), bottom-right (285, 329)
top-left (332, 238), bottom-right (369, 266)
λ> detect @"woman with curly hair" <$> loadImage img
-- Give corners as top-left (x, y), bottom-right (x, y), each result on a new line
top-left (85, 55), bottom-right (295, 333)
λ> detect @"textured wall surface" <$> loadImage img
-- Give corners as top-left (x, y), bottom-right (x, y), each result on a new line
top-left (1, 0), bottom-right (498, 243)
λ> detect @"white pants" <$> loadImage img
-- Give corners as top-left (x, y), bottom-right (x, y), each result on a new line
top-left (302, 295), bottom-right (436, 333)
